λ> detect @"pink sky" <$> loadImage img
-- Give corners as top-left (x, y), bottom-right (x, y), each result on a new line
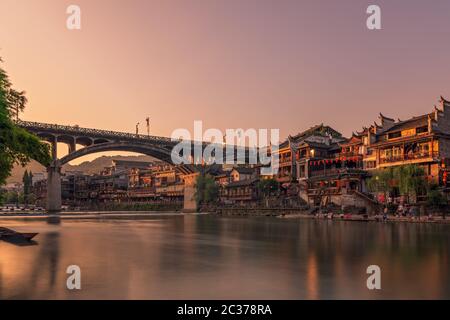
top-left (1, 0), bottom-right (450, 163)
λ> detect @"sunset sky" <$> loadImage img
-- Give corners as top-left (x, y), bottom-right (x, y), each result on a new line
top-left (1, 0), bottom-right (450, 163)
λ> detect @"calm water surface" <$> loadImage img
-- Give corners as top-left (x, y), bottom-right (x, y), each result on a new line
top-left (0, 213), bottom-right (449, 299)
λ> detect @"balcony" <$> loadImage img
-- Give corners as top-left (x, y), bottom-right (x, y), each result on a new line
top-left (309, 168), bottom-right (366, 178)
top-left (309, 168), bottom-right (340, 177)
top-left (379, 151), bottom-right (438, 164)
top-left (338, 152), bottom-right (362, 158)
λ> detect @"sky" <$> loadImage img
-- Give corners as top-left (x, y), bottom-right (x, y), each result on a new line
top-left (1, 0), bottom-right (450, 163)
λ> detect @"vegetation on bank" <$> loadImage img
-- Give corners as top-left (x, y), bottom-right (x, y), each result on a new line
top-left (0, 58), bottom-right (51, 187)
top-left (366, 164), bottom-right (448, 217)
top-left (194, 173), bottom-right (219, 208)
top-left (367, 164), bottom-right (432, 203)
top-left (256, 178), bottom-right (279, 197)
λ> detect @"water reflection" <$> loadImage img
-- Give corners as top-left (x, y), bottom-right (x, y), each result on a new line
top-left (0, 215), bottom-right (449, 299)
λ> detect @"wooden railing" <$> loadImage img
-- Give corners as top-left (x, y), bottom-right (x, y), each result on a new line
top-left (309, 168), bottom-right (365, 178)
top-left (379, 151), bottom-right (439, 164)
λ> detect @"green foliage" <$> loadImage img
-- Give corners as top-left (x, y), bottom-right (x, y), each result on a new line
top-left (0, 58), bottom-right (51, 185)
top-left (427, 185), bottom-right (447, 209)
top-left (393, 164), bottom-right (427, 202)
top-left (22, 170), bottom-right (33, 204)
top-left (27, 193), bottom-right (37, 205)
top-left (195, 174), bottom-right (219, 207)
top-left (257, 178), bottom-right (279, 198)
top-left (367, 165), bottom-right (429, 204)
top-left (0, 188), bottom-right (5, 205)
top-left (366, 168), bottom-right (394, 203)
top-left (4, 190), bottom-right (19, 204)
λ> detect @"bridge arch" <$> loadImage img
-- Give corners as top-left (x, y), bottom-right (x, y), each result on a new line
top-left (57, 141), bottom-right (194, 175)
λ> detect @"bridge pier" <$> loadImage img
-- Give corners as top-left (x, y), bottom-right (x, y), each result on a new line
top-left (183, 173), bottom-right (199, 213)
top-left (47, 163), bottom-right (62, 213)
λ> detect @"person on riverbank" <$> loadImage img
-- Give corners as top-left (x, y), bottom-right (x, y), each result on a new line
top-left (409, 206), bottom-right (418, 220)
top-left (383, 206), bottom-right (388, 222)
top-left (400, 204), bottom-right (409, 217)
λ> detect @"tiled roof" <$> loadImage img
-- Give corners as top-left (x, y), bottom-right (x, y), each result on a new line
top-left (377, 114), bottom-right (431, 134)
top-left (232, 167), bottom-right (255, 175)
top-left (226, 178), bottom-right (259, 188)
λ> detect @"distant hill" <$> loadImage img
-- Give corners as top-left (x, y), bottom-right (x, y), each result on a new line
top-left (64, 155), bottom-right (155, 175)
top-left (7, 155), bottom-right (156, 183)
top-left (9, 161), bottom-right (46, 184)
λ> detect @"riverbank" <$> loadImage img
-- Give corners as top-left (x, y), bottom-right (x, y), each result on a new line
top-left (2, 208), bottom-right (449, 224)
top-left (0, 211), bottom-right (191, 221)
top-left (278, 211), bottom-right (450, 224)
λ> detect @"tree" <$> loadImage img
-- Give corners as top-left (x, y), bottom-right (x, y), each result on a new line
top-left (18, 191), bottom-right (25, 205)
top-left (5, 191), bottom-right (19, 205)
top-left (366, 168), bottom-right (395, 204)
top-left (256, 178), bottom-right (279, 208)
top-left (0, 58), bottom-right (51, 185)
top-left (427, 184), bottom-right (447, 219)
top-left (27, 193), bottom-right (37, 206)
top-left (394, 164), bottom-right (427, 204)
top-left (257, 178), bottom-right (279, 198)
top-left (194, 174), bottom-right (219, 208)
top-left (22, 170), bottom-right (33, 205)
top-left (0, 188), bottom-right (6, 205)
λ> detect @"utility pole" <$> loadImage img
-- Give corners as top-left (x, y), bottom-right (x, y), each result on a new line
top-left (146, 117), bottom-right (150, 137)
top-left (135, 122), bottom-right (140, 136)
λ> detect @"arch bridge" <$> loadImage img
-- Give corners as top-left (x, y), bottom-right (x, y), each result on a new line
top-left (17, 121), bottom-right (261, 212)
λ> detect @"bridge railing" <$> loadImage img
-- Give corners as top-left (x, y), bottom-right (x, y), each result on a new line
top-left (17, 120), bottom-right (176, 143)
top-left (17, 120), bottom-right (263, 155)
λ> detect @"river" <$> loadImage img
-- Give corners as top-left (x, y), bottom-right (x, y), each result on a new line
top-left (0, 213), bottom-right (449, 299)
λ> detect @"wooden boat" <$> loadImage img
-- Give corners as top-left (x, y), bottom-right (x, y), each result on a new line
top-left (0, 227), bottom-right (38, 241)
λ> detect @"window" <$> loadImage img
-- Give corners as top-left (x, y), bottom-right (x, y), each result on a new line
top-left (365, 161), bottom-right (376, 169)
top-left (418, 143), bottom-right (430, 155)
top-left (393, 147), bottom-right (401, 157)
top-left (416, 126), bottom-right (428, 134)
top-left (388, 131), bottom-right (401, 139)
